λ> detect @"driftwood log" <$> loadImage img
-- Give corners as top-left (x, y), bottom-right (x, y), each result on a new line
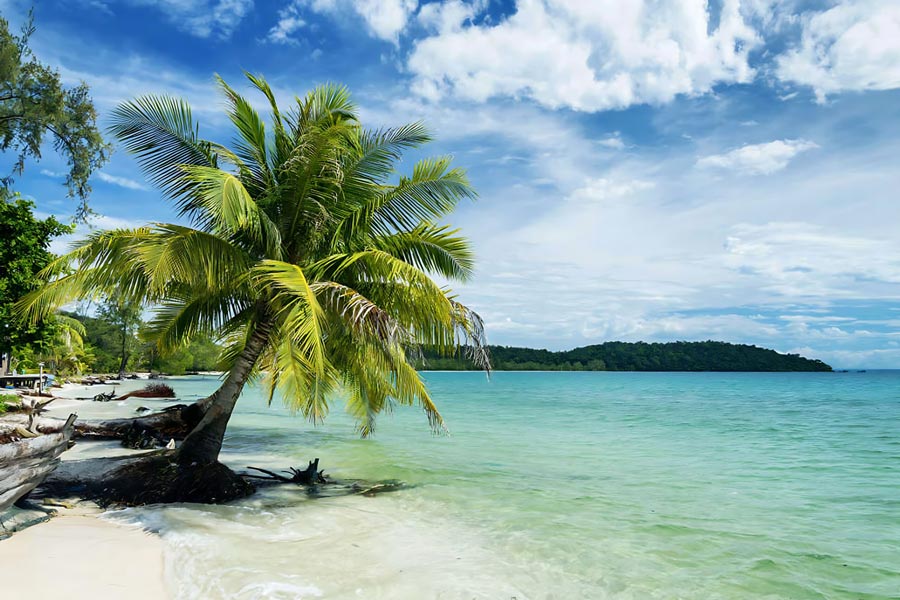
top-left (0, 414), bottom-right (77, 511)
top-left (240, 462), bottom-right (408, 498)
top-left (1, 403), bottom-right (202, 448)
top-left (74, 403), bottom-right (203, 446)
top-left (245, 459), bottom-right (326, 485)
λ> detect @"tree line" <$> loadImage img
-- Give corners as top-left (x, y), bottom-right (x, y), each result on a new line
top-left (10, 304), bottom-right (224, 377)
top-left (419, 341), bottom-right (833, 372)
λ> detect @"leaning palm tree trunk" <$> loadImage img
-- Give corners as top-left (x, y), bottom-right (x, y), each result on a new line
top-left (177, 324), bottom-right (270, 465)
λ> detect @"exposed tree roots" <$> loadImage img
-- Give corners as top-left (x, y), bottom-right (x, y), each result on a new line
top-left (36, 450), bottom-right (408, 507)
top-left (245, 459), bottom-right (326, 485)
top-left (88, 451), bottom-right (255, 506)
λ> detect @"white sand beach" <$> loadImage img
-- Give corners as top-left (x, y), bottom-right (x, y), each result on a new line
top-left (0, 509), bottom-right (169, 599)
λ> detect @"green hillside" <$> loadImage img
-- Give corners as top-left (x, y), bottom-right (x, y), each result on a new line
top-left (420, 341), bottom-right (832, 372)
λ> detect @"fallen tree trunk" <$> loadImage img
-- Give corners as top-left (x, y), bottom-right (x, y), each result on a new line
top-left (73, 403), bottom-right (204, 442)
top-left (3, 397), bottom-right (208, 447)
top-left (0, 414), bottom-right (77, 512)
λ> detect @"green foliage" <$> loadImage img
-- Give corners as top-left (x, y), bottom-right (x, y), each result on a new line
top-left (420, 341), bottom-right (832, 372)
top-left (63, 310), bottom-right (124, 373)
top-left (21, 73), bottom-right (487, 437)
top-left (0, 195), bottom-right (71, 360)
top-left (145, 335), bottom-right (222, 375)
top-left (96, 297), bottom-right (142, 376)
top-left (0, 12), bottom-right (110, 220)
top-left (54, 312), bottom-right (224, 375)
top-left (0, 393), bottom-right (17, 412)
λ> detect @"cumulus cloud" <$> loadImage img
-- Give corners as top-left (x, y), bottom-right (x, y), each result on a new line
top-left (267, 2), bottom-right (306, 44)
top-left (417, 0), bottom-right (484, 33)
top-left (777, 1), bottom-right (900, 102)
top-left (279, 0), bottom-right (417, 43)
top-left (696, 139), bottom-right (818, 175)
top-left (408, 0), bottom-right (760, 111)
top-left (128, 0), bottom-right (253, 39)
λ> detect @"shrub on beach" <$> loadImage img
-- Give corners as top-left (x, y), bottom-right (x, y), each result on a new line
top-left (118, 383), bottom-right (176, 400)
top-left (0, 393), bottom-right (16, 413)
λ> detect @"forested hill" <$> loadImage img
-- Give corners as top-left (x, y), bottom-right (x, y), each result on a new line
top-left (419, 341), bottom-right (832, 372)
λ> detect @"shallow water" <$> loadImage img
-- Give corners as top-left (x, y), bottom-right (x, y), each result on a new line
top-left (57, 372), bottom-right (900, 598)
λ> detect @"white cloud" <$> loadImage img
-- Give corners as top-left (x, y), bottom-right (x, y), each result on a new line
top-left (696, 139), bottom-right (818, 175)
top-left (722, 221), bottom-right (900, 297)
top-left (361, 96), bottom-right (604, 190)
top-left (96, 172), bottom-right (149, 191)
top-left (127, 0), bottom-right (253, 39)
top-left (417, 0), bottom-right (484, 33)
top-left (429, 105), bottom-right (900, 359)
top-left (289, 0), bottom-right (417, 43)
top-left (597, 133), bottom-right (625, 150)
top-left (267, 2), bottom-right (306, 45)
top-left (569, 177), bottom-right (654, 203)
top-left (353, 0), bottom-right (418, 41)
top-left (579, 313), bottom-right (781, 343)
top-left (50, 54), bottom-right (223, 122)
top-left (786, 346), bottom-right (900, 369)
top-left (777, 1), bottom-right (900, 102)
top-left (408, 0), bottom-right (760, 111)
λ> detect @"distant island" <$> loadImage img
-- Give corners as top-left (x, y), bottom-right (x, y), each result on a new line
top-left (419, 341), bottom-right (832, 372)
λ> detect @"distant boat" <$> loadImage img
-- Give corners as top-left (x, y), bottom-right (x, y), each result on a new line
top-left (0, 414), bottom-right (76, 512)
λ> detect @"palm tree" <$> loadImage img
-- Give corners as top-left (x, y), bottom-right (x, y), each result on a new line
top-left (20, 74), bottom-right (488, 485)
top-left (49, 314), bottom-right (88, 375)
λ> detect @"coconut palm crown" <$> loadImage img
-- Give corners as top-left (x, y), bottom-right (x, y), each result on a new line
top-left (20, 74), bottom-right (489, 465)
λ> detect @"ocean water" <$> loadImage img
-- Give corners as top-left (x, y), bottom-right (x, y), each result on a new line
top-left (58, 371), bottom-right (900, 599)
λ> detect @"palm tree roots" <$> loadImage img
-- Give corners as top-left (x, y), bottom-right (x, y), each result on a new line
top-left (90, 451), bottom-right (254, 506)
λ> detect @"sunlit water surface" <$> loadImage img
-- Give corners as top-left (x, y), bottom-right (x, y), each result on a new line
top-left (50, 371), bottom-right (900, 599)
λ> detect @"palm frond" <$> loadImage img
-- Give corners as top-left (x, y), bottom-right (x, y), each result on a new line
top-left (252, 260), bottom-right (329, 381)
top-left (134, 224), bottom-right (252, 294)
top-left (245, 73), bottom-right (294, 172)
top-left (108, 95), bottom-right (217, 206)
top-left (215, 74), bottom-right (272, 189)
top-left (366, 157), bottom-right (475, 236)
top-left (17, 228), bottom-right (153, 322)
top-left (177, 166), bottom-right (282, 256)
top-left (145, 289), bottom-right (253, 352)
top-left (372, 223), bottom-right (475, 281)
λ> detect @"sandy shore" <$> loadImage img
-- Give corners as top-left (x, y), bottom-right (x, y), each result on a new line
top-left (0, 509), bottom-right (170, 599)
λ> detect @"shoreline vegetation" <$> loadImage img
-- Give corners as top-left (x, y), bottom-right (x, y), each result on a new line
top-left (420, 341), bottom-right (832, 372)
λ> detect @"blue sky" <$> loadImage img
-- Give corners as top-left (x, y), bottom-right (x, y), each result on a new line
top-left (2, 0), bottom-right (899, 367)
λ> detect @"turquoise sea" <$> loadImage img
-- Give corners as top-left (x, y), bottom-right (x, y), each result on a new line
top-left (59, 371), bottom-right (900, 599)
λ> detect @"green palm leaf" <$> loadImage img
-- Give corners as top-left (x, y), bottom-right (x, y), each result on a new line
top-left (108, 95), bottom-right (217, 208)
